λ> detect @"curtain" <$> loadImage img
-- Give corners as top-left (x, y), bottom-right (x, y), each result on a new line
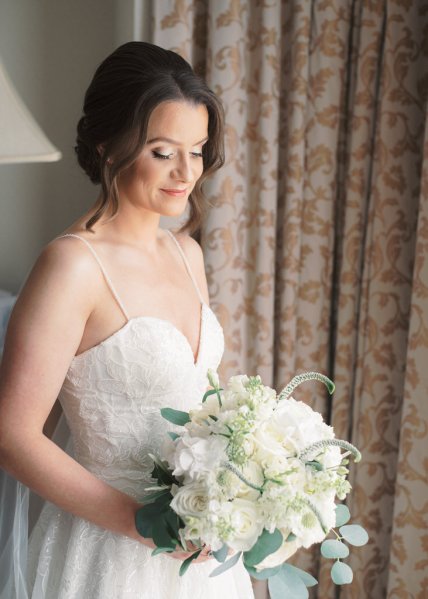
top-left (149, 1), bottom-right (428, 597)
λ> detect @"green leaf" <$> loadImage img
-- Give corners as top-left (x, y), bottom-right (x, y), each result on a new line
top-left (152, 518), bottom-right (176, 550)
top-left (243, 529), bottom-right (283, 567)
top-left (202, 389), bottom-right (217, 402)
top-left (268, 567), bottom-right (308, 599)
top-left (135, 502), bottom-right (169, 538)
top-left (151, 462), bottom-right (177, 487)
top-left (339, 524), bottom-right (369, 546)
top-left (151, 546), bottom-right (174, 556)
top-left (160, 407), bottom-right (190, 426)
top-left (209, 551), bottom-right (242, 577)
top-left (282, 564), bottom-right (318, 587)
top-left (286, 532), bottom-right (297, 542)
top-left (335, 504), bottom-right (351, 527)
top-left (213, 544), bottom-right (229, 563)
top-left (168, 431), bottom-right (180, 441)
top-left (331, 561), bottom-right (353, 584)
top-left (179, 550), bottom-right (202, 576)
top-left (245, 565), bottom-right (282, 580)
top-left (321, 540), bottom-right (350, 559)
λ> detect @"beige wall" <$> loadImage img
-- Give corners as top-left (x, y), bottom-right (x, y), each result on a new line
top-left (0, 0), bottom-right (116, 293)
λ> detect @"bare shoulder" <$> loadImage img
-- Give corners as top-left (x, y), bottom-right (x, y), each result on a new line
top-left (171, 230), bottom-right (210, 305)
top-left (10, 235), bottom-right (102, 334)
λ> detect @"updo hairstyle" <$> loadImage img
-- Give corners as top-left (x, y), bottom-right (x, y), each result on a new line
top-left (75, 42), bottom-right (225, 234)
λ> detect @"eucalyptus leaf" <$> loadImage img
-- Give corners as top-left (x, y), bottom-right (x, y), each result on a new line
top-left (282, 564), bottom-right (318, 587)
top-left (209, 551), bottom-right (242, 577)
top-left (268, 567), bottom-right (308, 599)
top-left (160, 407), bottom-right (191, 426)
top-left (244, 565), bottom-right (282, 580)
top-left (168, 431), bottom-right (180, 441)
top-left (213, 544), bottom-right (229, 563)
top-left (331, 561), bottom-right (353, 585)
top-left (243, 529), bottom-right (283, 567)
top-left (321, 540), bottom-right (350, 559)
top-left (179, 550), bottom-right (202, 576)
top-left (339, 524), bottom-right (369, 546)
top-left (335, 504), bottom-right (351, 527)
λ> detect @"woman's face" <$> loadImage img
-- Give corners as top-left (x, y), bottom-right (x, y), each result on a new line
top-left (117, 100), bottom-right (209, 217)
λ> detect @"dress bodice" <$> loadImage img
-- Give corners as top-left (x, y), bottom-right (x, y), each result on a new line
top-left (56, 231), bottom-right (224, 499)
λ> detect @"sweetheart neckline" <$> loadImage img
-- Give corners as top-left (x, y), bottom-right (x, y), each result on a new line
top-left (72, 302), bottom-right (211, 368)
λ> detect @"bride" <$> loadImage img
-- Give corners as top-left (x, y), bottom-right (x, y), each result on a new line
top-left (0, 42), bottom-right (254, 598)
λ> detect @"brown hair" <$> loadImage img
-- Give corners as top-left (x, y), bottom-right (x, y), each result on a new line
top-left (75, 42), bottom-right (224, 235)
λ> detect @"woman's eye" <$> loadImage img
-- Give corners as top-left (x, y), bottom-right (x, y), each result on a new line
top-left (191, 152), bottom-right (203, 158)
top-left (152, 150), bottom-right (173, 160)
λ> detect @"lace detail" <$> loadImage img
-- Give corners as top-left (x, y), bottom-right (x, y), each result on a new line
top-left (26, 280), bottom-right (254, 597)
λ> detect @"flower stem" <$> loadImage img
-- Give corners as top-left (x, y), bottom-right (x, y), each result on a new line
top-left (303, 498), bottom-right (330, 534)
top-left (221, 461), bottom-right (263, 492)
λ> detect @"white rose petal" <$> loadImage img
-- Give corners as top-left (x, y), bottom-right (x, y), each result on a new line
top-left (228, 498), bottom-right (264, 552)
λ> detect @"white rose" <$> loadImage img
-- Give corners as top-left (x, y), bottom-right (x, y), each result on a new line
top-left (170, 482), bottom-right (210, 518)
top-left (255, 534), bottom-right (300, 570)
top-left (228, 498), bottom-right (264, 552)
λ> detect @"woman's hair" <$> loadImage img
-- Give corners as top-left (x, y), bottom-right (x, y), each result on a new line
top-left (75, 42), bottom-right (225, 234)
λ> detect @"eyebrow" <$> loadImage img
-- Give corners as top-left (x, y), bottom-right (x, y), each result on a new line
top-left (146, 136), bottom-right (209, 146)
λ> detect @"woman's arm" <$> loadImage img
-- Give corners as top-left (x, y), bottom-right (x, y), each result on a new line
top-left (0, 240), bottom-right (149, 544)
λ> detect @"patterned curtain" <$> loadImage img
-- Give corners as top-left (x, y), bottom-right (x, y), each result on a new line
top-left (149, 1), bottom-right (428, 598)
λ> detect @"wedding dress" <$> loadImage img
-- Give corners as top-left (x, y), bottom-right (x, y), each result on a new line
top-left (25, 230), bottom-right (254, 599)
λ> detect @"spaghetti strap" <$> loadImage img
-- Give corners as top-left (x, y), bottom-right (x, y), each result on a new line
top-left (56, 234), bottom-right (130, 321)
top-left (165, 230), bottom-right (204, 304)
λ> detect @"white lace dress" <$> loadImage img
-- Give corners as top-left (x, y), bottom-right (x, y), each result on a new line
top-left (26, 230), bottom-right (254, 599)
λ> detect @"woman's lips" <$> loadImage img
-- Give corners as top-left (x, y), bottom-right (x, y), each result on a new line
top-left (160, 188), bottom-right (188, 197)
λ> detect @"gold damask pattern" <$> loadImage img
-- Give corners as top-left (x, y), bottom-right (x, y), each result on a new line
top-left (149, 1), bottom-right (428, 598)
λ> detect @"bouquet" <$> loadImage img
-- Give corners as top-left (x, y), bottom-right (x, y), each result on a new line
top-left (136, 370), bottom-right (368, 598)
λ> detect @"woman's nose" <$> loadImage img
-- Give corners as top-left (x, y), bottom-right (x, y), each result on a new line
top-left (172, 155), bottom-right (193, 182)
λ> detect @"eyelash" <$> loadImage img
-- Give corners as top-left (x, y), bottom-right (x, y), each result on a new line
top-left (152, 151), bottom-right (203, 160)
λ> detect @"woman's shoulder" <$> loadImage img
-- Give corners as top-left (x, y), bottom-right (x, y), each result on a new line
top-left (30, 233), bottom-right (104, 300)
top-left (40, 233), bottom-right (101, 275)
top-left (169, 228), bottom-right (203, 261)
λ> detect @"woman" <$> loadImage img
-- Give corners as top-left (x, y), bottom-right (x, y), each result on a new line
top-left (0, 42), bottom-right (254, 598)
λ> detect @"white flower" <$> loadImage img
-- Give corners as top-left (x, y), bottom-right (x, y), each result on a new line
top-left (227, 498), bottom-right (264, 552)
top-left (170, 482), bottom-right (210, 518)
top-left (234, 461), bottom-right (264, 500)
top-left (255, 532), bottom-right (300, 570)
top-left (171, 434), bottom-right (227, 483)
top-left (227, 375), bottom-right (250, 395)
top-left (188, 395), bottom-right (221, 428)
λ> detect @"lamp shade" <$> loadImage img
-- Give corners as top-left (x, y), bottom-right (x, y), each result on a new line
top-left (0, 58), bottom-right (61, 164)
